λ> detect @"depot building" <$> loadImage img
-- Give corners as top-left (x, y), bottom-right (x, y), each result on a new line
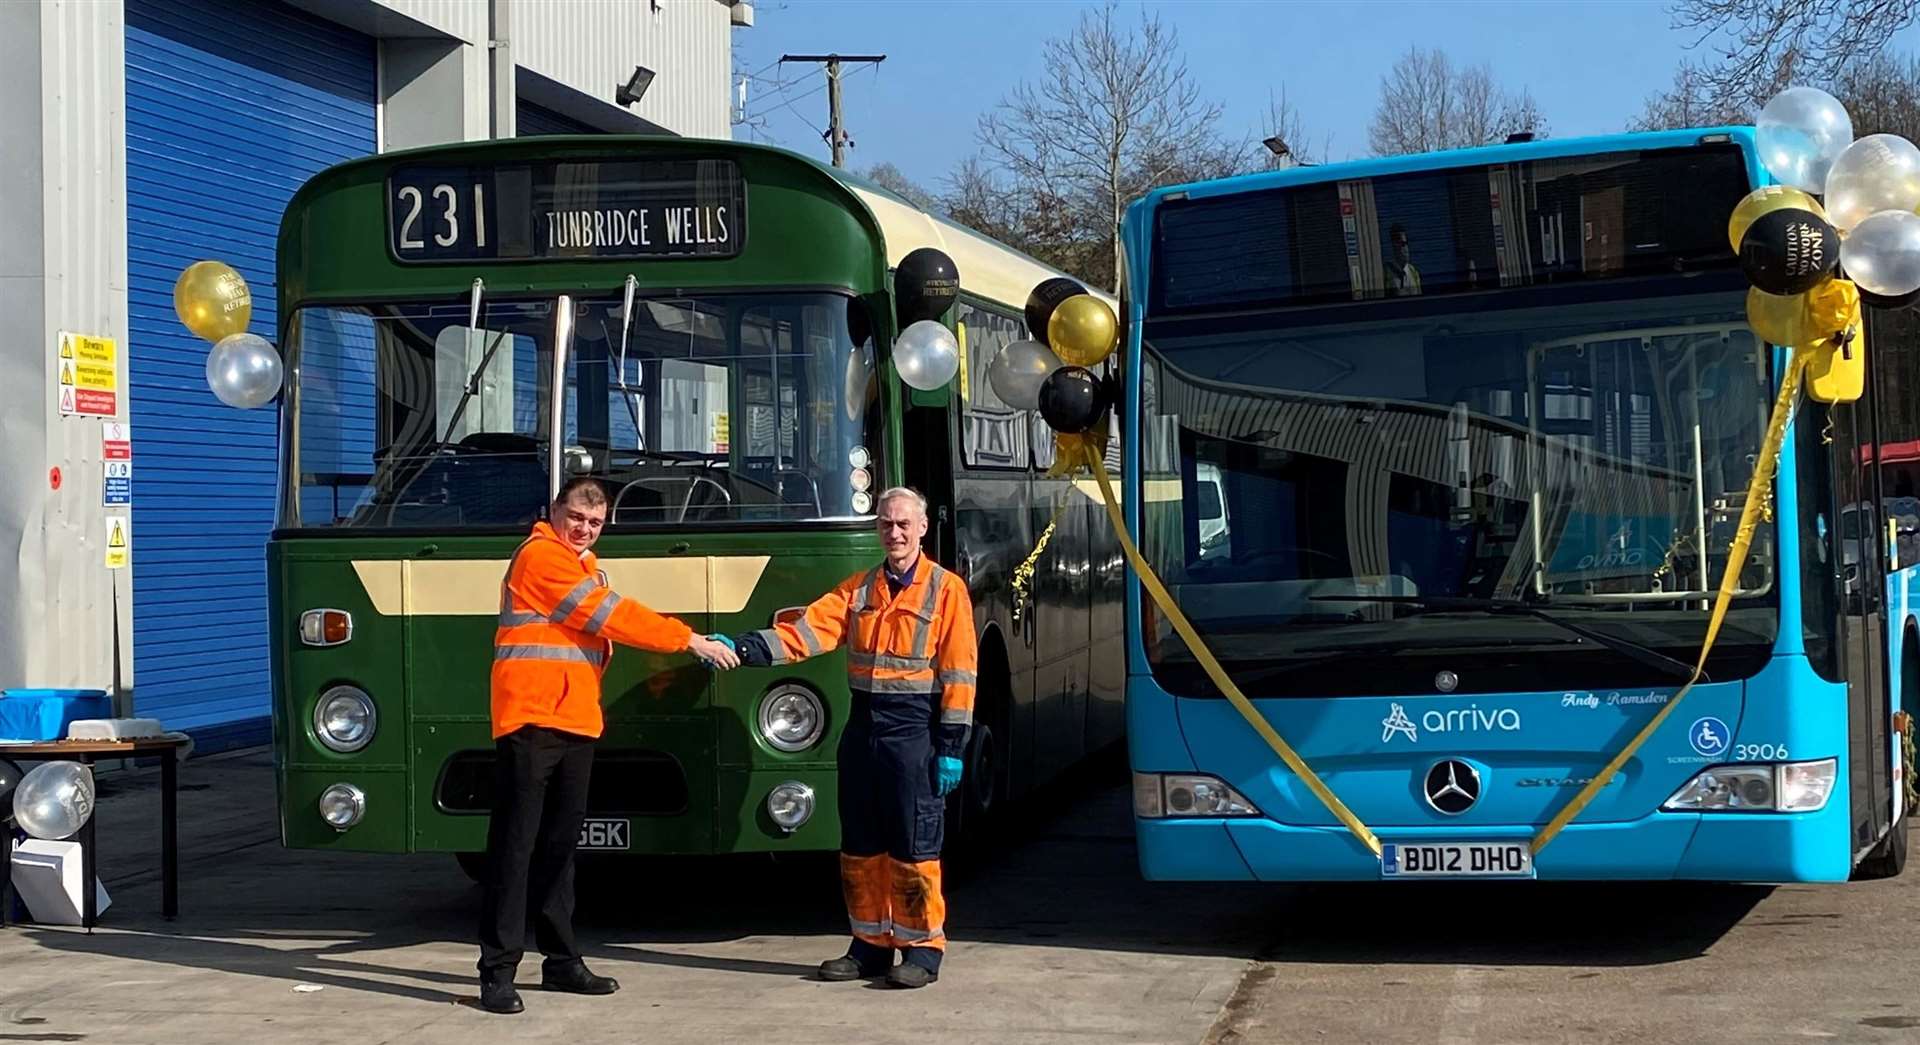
top-left (0, 0), bottom-right (749, 750)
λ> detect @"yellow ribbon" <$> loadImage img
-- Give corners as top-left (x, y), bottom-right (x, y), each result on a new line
top-left (1077, 441), bottom-right (1382, 856)
top-left (1527, 348), bottom-right (1805, 855)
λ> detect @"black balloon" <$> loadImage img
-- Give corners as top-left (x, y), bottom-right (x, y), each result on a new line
top-left (0, 758), bottom-right (20, 810)
top-left (1038, 365), bottom-right (1107, 433)
top-left (894, 247), bottom-right (959, 324)
top-left (1739, 208), bottom-right (1840, 296)
top-left (1025, 277), bottom-right (1087, 343)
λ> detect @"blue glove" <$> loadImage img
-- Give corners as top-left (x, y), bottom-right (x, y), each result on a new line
top-left (935, 756), bottom-right (964, 797)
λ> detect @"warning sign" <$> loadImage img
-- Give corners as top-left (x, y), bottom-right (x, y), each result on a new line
top-left (104, 461), bottom-right (132, 506)
top-left (57, 332), bottom-right (117, 417)
top-left (103, 421), bottom-right (131, 461)
top-left (711, 411), bottom-right (730, 454)
top-left (104, 516), bottom-right (129, 569)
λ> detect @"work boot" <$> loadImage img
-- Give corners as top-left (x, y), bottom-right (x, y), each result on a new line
top-left (818, 954), bottom-right (891, 981)
top-left (886, 963), bottom-right (937, 989)
top-left (540, 959), bottom-right (619, 995)
top-left (479, 976), bottom-right (524, 1014)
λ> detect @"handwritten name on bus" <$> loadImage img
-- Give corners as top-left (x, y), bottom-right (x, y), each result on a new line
top-left (544, 206), bottom-right (733, 252)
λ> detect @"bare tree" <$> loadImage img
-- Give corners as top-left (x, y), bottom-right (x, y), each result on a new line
top-left (975, 3), bottom-right (1230, 292)
top-left (1831, 51), bottom-right (1920, 140)
top-left (1369, 47), bottom-right (1546, 156)
top-left (1629, 60), bottom-right (1748, 130)
top-left (862, 162), bottom-right (941, 212)
top-left (1258, 87), bottom-right (1331, 168)
top-left (1673, 0), bottom-right (1918, 113)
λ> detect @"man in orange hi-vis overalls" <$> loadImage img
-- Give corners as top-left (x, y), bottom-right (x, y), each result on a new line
top-left (728, 486), bottom-right (977, 989)
top-left (478, 477), bottom-right (739, 1015)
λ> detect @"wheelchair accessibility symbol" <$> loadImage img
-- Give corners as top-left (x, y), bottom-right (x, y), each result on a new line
top-left (1689, 716), bottom-right (1731, 758)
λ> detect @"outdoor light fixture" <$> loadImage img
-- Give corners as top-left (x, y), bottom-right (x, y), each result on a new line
top-left (1262, 135), bottom-right (1291, 158)
top-left (617, 65), bottom-right (656, 107)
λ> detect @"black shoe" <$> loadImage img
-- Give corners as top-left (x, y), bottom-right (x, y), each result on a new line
top-left (818, 955), bottom-right (890, 981)
top-left (540, 960), bottom-right (619, 995)
top-left (886, 963), bottom-right (937, 989)
top-left (479, 978), bottom-right (524, 1014)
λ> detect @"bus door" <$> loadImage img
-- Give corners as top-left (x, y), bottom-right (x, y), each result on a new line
top-left (1829, 373), bottom-right (1894, 857)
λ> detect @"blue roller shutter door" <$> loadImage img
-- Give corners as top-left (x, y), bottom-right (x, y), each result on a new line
top-left (126, 0), bottom-right (376, 747)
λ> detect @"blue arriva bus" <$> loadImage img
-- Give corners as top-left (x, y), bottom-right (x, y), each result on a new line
top-left (1118, 128), bottom-right (1920, 882)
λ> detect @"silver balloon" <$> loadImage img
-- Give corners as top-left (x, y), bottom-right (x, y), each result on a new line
top-left (205, 332), bottom-right (284, 409)
top-left (986, 339), bottom-right (1063, 412)
top-left (1824, 133), bottom-right (1920, 231)
top-left (892, 320), bottom-right (959, 392)
top-left (1757, 86), bottom-right (1854, 193)
top-left (1841, 209), bottom-right (1920, 298)
top-left (13, 761), bottom-right (95, 841)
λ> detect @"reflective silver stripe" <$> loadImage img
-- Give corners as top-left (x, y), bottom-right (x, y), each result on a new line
top-left (494, 644), bottom-right (604, 667)
top-left (848, 567), bottom-right (881, 613)
top-left (939, 707), bottom-right (973, 726)
top-left (866, 676), bottom-right (939, 695)
top-left (937, 670), bottom-right (976, 688)
top-left (907, 566), bottom-right (947, 661)
top-left (583, 592), bottom-right (621, 636)
top-left (849, 917), bottom-right (891, 937)
top-left (849, 651), bottom-right (933, 672)
top-left (551, 576), bottom-right (598, 623)
top-left (794, 615), bottom-right (826, 657)
top-left (498, 609), bottom-right (544, 627)
top-left (753, 628), bottom-right (790, 666)
top-left (890, 922), bottom-right (944, 943)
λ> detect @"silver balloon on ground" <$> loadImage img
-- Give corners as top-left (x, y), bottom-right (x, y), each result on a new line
top-left (205, 332), bottom-right (284, 409)
top-left (892, 320), bottom-right (960, 392)
top-left (1757, 86), bottom-right (1854, 193)
top-left (13, 760), bottom-right (95, 840)
top-left (986, 339), bottom-right (1063, 412)
top-left (1841, 209), bottom-right (1920, 298)
top-left (1824, 133), bottom-right (1920, 231)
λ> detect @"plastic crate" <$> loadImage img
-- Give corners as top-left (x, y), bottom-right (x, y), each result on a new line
top-left (0, 689), bottom-right (113, 742)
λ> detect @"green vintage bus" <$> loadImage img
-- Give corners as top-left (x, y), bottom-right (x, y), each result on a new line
top-left (270, 137), bottom-right (1126, 868)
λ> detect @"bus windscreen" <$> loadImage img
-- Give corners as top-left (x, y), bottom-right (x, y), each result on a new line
top-left (1150, 143), bottom-right (1750, 314)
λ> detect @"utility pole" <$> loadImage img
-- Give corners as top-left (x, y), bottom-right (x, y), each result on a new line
top-left (779, 53), bottom-right (885, 167)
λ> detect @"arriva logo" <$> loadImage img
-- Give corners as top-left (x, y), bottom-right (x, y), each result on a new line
top-left (1381, 704), bottom-right (1521, 743)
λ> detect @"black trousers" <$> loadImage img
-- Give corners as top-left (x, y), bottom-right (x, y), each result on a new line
top-left (477, 725), bottom-right (595, 978)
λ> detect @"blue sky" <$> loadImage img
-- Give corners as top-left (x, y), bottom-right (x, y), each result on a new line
top-left (732, 0), bottom-right (1920, 190)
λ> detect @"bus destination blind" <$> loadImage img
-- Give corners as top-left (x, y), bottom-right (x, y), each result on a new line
top-left (386, 158), bottom-right (745, 263)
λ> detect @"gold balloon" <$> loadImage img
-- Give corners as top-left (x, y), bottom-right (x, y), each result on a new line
top-left (1046, 294), bottom-right (1119, 367)
top-left (1727, 185), bottom-right (1826, 254)
top-left (1746, 287), bottom-right (1815, 346)
top-left (173, 260), bottom-right (252, 342)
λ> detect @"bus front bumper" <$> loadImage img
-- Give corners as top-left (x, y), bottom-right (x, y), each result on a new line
top-left (1137, 799), bottom-right (1856, 883)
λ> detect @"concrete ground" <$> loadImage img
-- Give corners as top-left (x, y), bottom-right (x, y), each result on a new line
top-left (2, 749), bottom-right (1918, 1044)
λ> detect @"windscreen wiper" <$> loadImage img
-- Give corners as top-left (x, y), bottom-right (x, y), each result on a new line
top-left (1309, 594), bottom-right (1700, 682)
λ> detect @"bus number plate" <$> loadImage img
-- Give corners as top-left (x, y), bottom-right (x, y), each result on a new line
top-left (577, 818), bottom-right (630, 851)
top-left (1381, 842), bottom-right (1532, 878)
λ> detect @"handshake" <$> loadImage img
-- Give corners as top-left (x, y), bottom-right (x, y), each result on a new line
top-left (687, 633), bottom-right (743, 670)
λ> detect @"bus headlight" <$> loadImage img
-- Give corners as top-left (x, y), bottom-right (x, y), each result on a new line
top-left (766, 781), bottom-right (815, 832)
top-left (1132, 772), bottom-right (1262, 818)
top-left (1662, 758), bottom-right (1836, 813)
top-left (313, 686), bottom-right (376, 753)
top-left (318, 783), bottom-right (366, 831)
top-left (757, 685), bottom-right (826, 752)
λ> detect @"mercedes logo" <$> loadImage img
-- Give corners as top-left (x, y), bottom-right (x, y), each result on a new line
top-left (1424, 759), bottom-right (1481, 815)
top-left (1434, 670), bottom-right (1460, 693)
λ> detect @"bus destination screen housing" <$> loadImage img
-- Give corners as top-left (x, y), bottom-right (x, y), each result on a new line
top-left (386, 157), bottom-right (746, 263)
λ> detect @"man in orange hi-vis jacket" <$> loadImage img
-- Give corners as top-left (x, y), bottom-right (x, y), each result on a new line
top-left (478, 477), bottom-right (739, 1015)
top-left (728, 486), bottom-right (977, 989)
